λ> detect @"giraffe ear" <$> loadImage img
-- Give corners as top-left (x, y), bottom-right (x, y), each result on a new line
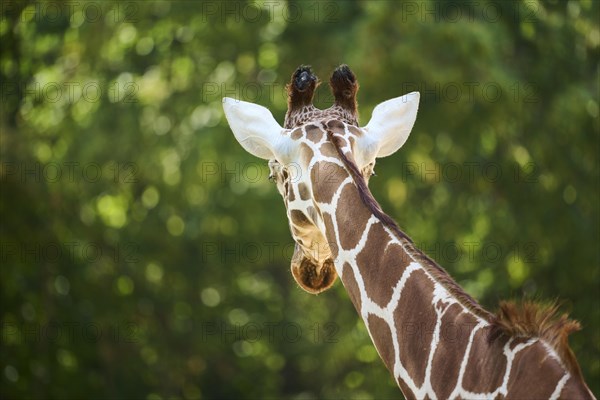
top-left (222, 97), bottom-right (290, 160)
top-left (360, 92), bottom-right (420, 159)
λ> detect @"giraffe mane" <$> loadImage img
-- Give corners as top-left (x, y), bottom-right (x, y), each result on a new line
top-left (326, 126), bottom-right (586, 379)
top-left (490, 300), bottom-right (584, 379)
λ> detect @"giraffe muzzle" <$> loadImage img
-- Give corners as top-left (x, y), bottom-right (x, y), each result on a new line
top-left (290, 243), bottom-right (338, 294)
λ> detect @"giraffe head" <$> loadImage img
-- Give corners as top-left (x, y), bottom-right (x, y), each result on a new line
top-left (223, 65), bottom-right (419, 294)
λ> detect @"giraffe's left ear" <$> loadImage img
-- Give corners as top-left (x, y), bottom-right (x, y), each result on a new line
top-left (359, 92), bottom-right (420, 160)
top-left (222, 97), bottom-right (291, 160)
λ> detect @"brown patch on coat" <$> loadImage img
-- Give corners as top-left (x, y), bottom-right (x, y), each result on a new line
top-left (320, 142), bottom-right (339, 158)
top-left (430, 305), bottom-right (479, 399)
top-left (505, 341), bottom-right (565, 399)
top-left (462, 326), bottom-right (509, 393)
top-left (367, 314), bottom-right (395, 372)
top-left (290, 128), bottom-right (303, 140)
top-left (355, 226), bottom-right (411, 307)
top-left (335, 183), bottom-right (371, 250)
top-left (310, 161), bottom-right (346, 204)
top-left (326, 119), bottom-right (345, 132)
top-left (300, 143), bottom-right (314, 167)
top-left (290, 209), bottom-right (310, 227)
top-left (305, 124), bottom-right (323, 143)
top-left (394, 269), bottom-right (436, 388)
top-left (298, 182), bottom-right (310, 200)
top-left (341, 262), bottom-right (362, 313)
top-left (397, 380), bottom-right (414, 400)
top-left (321, 213), bottom-right (338, 260)
top-left (490, 300), bottom-right (584, 380)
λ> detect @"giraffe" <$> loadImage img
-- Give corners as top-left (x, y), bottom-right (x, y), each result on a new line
top-left (222, 65), bottom-right (595, 399)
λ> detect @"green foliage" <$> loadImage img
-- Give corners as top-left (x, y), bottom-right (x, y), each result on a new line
top-left (1, 0), bottom-right (598, 398)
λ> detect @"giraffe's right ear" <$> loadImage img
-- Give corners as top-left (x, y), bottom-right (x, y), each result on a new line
top-left (222, 97), bottom-right (290, 160)
top-left (359, 92), bottom-right (420, 160)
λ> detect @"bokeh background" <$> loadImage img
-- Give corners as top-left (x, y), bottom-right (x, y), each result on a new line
top-left (1, 0), bottom-right (598, 398)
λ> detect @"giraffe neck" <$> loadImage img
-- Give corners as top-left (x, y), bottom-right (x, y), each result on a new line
top-left (310, 135), bottom-right (591, 399)
top-left (315, 162), bottom-right (487, 397)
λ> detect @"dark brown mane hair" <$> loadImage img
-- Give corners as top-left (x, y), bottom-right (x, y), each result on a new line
top-left (491, 300), bottom-right (584, 378)
top-left (326, 127), bottom-right (585, 378)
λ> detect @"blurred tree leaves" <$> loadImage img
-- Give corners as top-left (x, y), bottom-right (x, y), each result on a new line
top-left (1, 0), bottom-right (598, 398)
